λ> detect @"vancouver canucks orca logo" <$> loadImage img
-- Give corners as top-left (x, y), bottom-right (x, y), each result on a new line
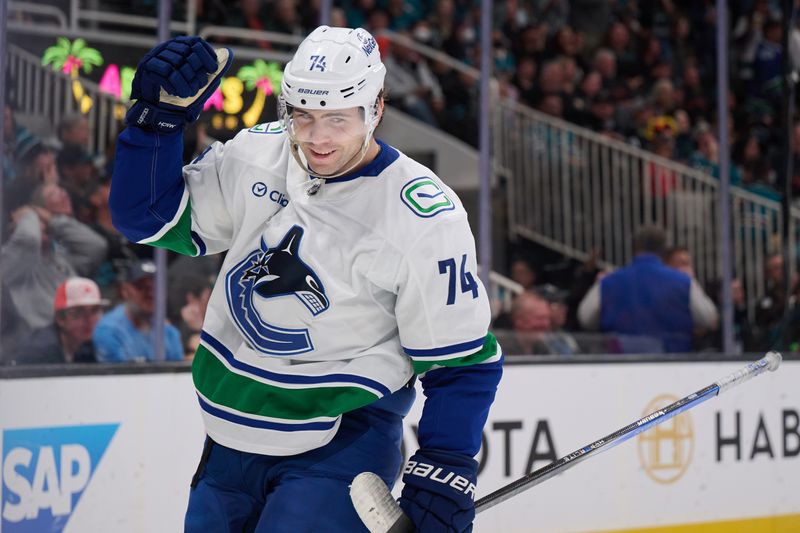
top-left (225, 226), bottom-right (329, 355)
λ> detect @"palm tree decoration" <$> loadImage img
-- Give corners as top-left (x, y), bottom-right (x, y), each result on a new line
top-left (42, 38), bottom-right (104, 113)
top-left (237, 60), bottom-right (283, 127)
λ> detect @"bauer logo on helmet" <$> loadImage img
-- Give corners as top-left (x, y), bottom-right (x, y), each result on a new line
top-left (297, 88), bottom-right (330, 95)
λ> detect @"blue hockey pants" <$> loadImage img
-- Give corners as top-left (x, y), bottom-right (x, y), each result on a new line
top-left (184, 385), bottom-right (415, 533)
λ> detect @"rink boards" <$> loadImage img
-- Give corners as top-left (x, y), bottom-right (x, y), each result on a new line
top-left (0, 358), bottom-right (798, 533)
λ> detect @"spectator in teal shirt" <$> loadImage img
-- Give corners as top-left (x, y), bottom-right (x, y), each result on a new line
top-left (689, 126), bottom-right (743, 186)
top-left (93, 259), bottom-right (183, 362)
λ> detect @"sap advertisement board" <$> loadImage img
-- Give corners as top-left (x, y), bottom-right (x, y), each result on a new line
top-left (0, 361), bottom-right (798, 532)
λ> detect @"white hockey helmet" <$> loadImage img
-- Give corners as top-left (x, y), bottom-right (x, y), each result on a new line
top-left (279, 26), bottom-right (386, 180)
top-left (281, 26), bottom-right (385, 112)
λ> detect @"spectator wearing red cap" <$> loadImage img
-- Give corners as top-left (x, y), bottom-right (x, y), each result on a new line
top-left (6, 277), bottom-right (107, 365)
top-left (0, 191), bottom-right (107, 340)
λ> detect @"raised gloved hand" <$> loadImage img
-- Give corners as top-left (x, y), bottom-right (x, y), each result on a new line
top-left (398, 449), bottom-right (478, 533)
top-left (126, 36), bottom-right (232, 133)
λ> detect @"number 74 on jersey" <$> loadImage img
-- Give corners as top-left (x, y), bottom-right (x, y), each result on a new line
top-left (438, 254), bottom-right (479, 305)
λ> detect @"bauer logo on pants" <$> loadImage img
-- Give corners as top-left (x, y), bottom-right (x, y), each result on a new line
top-left (1, 424), bottom-right (119, 533)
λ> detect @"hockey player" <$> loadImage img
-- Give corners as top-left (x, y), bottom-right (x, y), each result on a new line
top-left (110, 28), bottom-right (502, 532)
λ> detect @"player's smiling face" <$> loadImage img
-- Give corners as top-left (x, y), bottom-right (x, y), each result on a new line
top-left (290, 106), bottom-right (369, 176)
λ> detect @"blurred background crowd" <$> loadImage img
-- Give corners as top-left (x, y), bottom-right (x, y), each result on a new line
top-left (3, 0), bottom-right (800, 365)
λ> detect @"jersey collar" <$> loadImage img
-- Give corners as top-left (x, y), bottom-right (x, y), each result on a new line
top-left (319, 140), bottom-right (400, 184)
top-left (634, 253), bottom-right (664, 265)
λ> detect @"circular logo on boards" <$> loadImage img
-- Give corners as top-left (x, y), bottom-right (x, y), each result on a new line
top-left (636, 394), bottom-right (694, 484)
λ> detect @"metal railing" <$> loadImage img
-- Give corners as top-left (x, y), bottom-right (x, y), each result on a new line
top-left (196, 26), bottom-right (298, 63)
top-left (496, 99), bottom-right (798, 319)
top-left (8, 1), bottom-right (68, 27)
top-left (372, 26), bottom-right (798, 317)
top-left (6, 44), bottom-right (123, 156)
top-left (6, 41), bottom-right (524, 321)
top-left (376, 29), bottom-right (483, 82)
top-left (8, 4), bottom-right (798, 319)
top-left (488, 271), bottom-right (524, 314)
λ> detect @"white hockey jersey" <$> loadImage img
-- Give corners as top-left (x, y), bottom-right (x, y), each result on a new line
top-left (127, 122), bottom-right (501, 455)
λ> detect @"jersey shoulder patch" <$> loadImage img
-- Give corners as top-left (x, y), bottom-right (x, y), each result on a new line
top-left (400, 176), bottom-right (455, 218)
top-left (249, 121), bottom-right (285, 134)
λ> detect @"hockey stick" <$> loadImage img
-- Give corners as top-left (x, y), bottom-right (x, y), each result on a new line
top-left (351, 351), bottom-right (783, 533)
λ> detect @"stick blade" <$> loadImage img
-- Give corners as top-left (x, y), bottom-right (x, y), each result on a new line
top-left (350, 472), bottom-right (414, 533)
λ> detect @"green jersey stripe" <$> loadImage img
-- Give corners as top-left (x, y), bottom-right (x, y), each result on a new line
top-left (192, 345), bottom-right (381, 420)
top-left (411, 332), bottom-right (500, 374)
top-left (145, 198), bottom-right (199, 256)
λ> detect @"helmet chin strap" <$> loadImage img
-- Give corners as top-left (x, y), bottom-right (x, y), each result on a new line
top-left (289, 132), bottom-right (375, 195)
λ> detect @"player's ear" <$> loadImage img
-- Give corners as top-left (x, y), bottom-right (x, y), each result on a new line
top-left (374, 91), bottom-right (386, 127)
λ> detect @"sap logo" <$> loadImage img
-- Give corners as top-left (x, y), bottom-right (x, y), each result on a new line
top-left (2, 424), bottom-right (119, 532)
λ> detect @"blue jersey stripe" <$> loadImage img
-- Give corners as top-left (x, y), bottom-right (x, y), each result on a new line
top-left (190, 230), bottom-right (207, 256)
top-left (324, 140), bottom-right (400, 183)
top-left (197, 395), bottom-right (337, 431)
top-left (402, 336), bottom-right (486, 357)
top-left (201, 331), bottom-right (392, 396)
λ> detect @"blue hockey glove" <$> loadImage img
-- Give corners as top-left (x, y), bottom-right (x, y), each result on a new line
top-left (398, 449), bottom-right (478, 533)
top-left (126, 36), bottom-right (232, 133)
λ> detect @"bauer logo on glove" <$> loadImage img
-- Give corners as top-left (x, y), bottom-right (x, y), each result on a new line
top-left (126, 36), bottom-right (233, 134)
top-left (403, 460), bottom-right (477, 499)
top-left (398, 450), bottom-right (479, 533)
